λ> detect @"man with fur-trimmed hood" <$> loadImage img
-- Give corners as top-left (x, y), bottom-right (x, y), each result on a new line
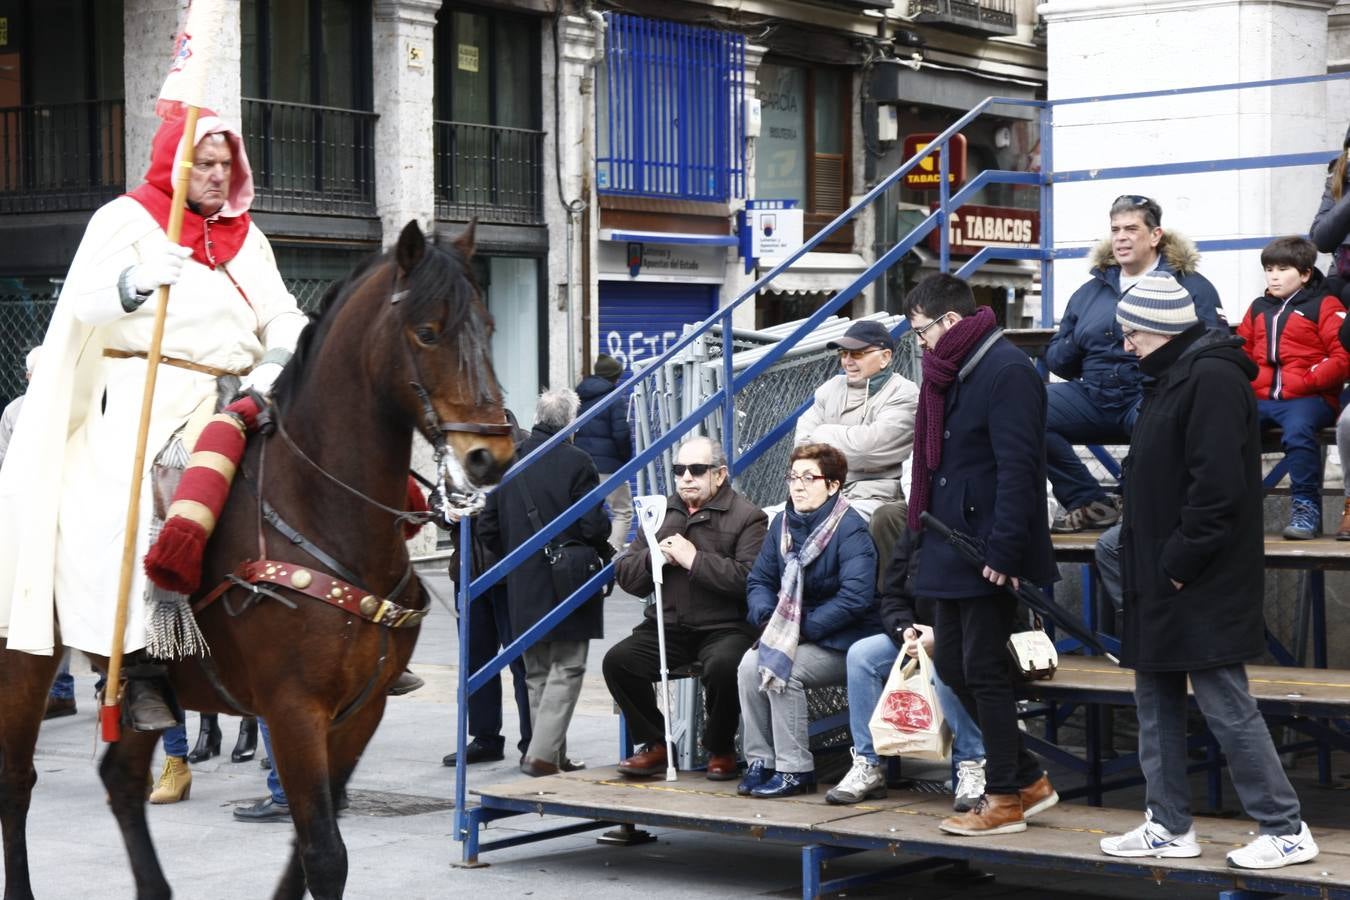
top-left (1044, 195), bottom-right (1222, 533)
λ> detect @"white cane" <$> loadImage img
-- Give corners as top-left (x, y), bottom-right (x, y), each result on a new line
top-left (633, 495), bottom-right (678, 781)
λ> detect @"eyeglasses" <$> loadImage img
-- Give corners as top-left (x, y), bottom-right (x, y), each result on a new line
top-left (912, 315), bottom-right (948, 338)
top-left (672, 463), bottom-right (716, 477)
top-left (1121, 328), bottom-right (1140, 343)
top-left (837, 348), bottom-right (883, 361)
top-left (785, 472), bottom-right (826, 486)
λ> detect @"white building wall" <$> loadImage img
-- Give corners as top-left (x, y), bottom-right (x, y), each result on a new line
top-left (1040, 0), bottom-right (1336, 322)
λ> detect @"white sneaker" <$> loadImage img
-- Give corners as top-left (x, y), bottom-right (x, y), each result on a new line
top-left (825, 749), bottom-right (887, 805)
top-left (1100, 811), bottom-right (1201, 859)
top-left (953, 759), bottom-right (986, 813)
top-left (1226, 822), bottom-right (1319, 869)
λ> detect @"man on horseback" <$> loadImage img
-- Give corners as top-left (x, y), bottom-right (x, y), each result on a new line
top-left (0, 111), bottom-right (306, 731)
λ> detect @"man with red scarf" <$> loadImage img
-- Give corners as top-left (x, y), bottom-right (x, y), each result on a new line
top-left (0, 112), bottom-right (305, 729)
top-left (902, 273), bottom-right (1057, 836)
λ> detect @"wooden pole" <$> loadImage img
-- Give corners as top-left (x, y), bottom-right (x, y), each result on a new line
top-left (100, 105), bottom-right (202, 743)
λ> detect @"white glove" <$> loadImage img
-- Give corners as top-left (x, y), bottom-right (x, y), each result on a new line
top-left (240, 362), bottom-right (284, 397)
top-left (130, 244), bottom-right (193, 295)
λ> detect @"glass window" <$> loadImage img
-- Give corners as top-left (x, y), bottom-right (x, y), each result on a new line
top-left (757, 63), bottom-right (807, 204)
top-left (757, 60), bottom-right (849, 219)
top-left (813, 70), bottom-right (842, 156)
top-left (483, 257), bottom-right (541, 427)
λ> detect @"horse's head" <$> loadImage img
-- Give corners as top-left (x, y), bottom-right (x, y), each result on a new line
top-left (385, 220), bottom-right (515, 497)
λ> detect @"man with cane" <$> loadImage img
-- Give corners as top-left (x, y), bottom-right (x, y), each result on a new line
top-left (605, 437), bottom-right (766, 780)
top-left (0, 28), bottom-right (306, 729)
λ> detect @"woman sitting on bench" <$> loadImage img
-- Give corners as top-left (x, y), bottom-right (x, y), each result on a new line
top-left (735, 443), bottom-right (880, 799)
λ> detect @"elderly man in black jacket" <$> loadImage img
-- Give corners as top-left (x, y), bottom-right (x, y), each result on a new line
top-left (604, 436), bottom-right (767, 780)
top-left (1098, 274), bottom-right (1318, 869)
top-left (479, 389), bottom-right (614, 778)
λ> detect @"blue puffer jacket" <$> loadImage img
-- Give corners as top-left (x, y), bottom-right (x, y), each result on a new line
top-left (746, 494), bottom-right (881, 653)
top-left (1045, 232), bottom-right (1222, 409)
top-left (574, 375), bottom-right (632, 473)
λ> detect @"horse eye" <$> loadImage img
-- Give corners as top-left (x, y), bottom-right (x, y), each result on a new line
top-left (414, 326), bottom-right (439, 345)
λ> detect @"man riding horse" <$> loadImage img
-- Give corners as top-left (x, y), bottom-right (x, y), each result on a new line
top-left (0, 111), bottom-right (306, 729)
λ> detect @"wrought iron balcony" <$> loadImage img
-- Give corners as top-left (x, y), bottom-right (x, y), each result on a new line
top-left (908, 0), bottom-right (1017, 37)
top-left (242, 98), bottom-right (377, 217)
top-left (434, 121), bottom-right (545, 226)
top-left (0, 100), bottom-right (125, 214)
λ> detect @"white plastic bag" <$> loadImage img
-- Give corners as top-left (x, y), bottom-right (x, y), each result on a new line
top-left (868, 642), bottom-right (952, 761)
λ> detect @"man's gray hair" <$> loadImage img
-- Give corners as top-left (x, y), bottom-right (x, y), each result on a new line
top-left (679, 435), bottom-right (727, 469)
top-left (535, 388), bottom-right (580, 430)
top-left (1109, 194), bottom-right (1163, 230)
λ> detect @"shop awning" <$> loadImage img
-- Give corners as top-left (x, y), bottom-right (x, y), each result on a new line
top-left (756, 252), bottom-right (870, 296)
top-left (599, 229), bottom-right (738, 247)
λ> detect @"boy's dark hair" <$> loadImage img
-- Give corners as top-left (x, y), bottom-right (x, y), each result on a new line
top-left (1260, 236), bottom-right (1318, 273)
top-left (901, 273), bottom-right (977, 319)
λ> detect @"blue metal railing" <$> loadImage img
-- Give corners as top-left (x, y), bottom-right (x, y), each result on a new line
top-left (452, 71), bottom-right (1350, 842)
top-left (598, 13), bottom-right (745, 201)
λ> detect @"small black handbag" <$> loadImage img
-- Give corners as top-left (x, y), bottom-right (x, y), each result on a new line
top-left (517, 479), bottom-right (609, 602)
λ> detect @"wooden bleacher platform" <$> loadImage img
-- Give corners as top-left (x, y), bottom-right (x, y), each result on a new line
top-left (471, 767), bottom-right (1350, 899)
top-left (1052, 530), bottom-right (1350, 570)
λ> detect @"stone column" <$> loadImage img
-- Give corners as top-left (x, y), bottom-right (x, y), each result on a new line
top-left (1039, 0), bottom-right (1337, 320)
top-left (123, 0), bottom-right (242, 182)
top-left (372, 0), bottom-right (441, 246)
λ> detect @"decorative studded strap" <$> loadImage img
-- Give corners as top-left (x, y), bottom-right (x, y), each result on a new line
top-left (193, 559), bottom-right (428, 629)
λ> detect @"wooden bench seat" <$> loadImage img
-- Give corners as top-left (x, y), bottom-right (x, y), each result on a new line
top-left (1052, 529), bottom-right (1350, 570)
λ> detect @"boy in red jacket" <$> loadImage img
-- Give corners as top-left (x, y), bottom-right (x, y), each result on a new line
top-left (1237, 236), bottom-right (1350, 539)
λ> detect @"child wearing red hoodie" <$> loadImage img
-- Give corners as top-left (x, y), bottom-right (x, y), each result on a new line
top-left (1237, 236), bottom-right (1349, 539)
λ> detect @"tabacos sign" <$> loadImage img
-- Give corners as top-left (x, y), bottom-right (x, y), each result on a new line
top-left (901, 133), bottom-right (967, 190)
top-left (927, 204), bottom-right (1039, 257)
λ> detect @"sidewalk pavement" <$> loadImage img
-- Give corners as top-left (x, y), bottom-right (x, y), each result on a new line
top-left (8, 566), bottom-right (1319, 899)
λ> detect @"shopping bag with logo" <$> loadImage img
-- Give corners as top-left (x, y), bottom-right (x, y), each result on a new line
top-left (868, 642), bottom-right (952, 761)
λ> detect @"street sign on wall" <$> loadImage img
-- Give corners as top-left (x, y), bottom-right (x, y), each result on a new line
top-left (747, 199), bottom-right (803, 262)
top-left (902, 133), bottom-right (967, 190)
top-left (926, 203), bottom-right (1039, 256)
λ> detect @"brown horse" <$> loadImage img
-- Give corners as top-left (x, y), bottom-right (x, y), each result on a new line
top-left (0, 220), bottom-right (515, 900)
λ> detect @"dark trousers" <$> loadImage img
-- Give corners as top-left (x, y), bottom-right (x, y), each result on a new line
top-left (1257, 397), bottom-right (1334, 503)
top-left (466, 586), bottom-right (532, 755)
top-left (1045, 380), bottom-right (1137, 509)
top-left (602, 619), bottom-right (753, 755)
top-left (932, 593), bottom-right (1042, 795)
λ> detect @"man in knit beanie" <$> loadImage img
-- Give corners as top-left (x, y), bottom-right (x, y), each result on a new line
top-left (1099, 271), bottom-right (1320, 869)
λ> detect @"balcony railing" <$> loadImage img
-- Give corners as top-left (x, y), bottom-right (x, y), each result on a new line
top-left (0, 100), bottom-right (125, 214)
top-left (434, 121), bottom-right (545, 226)
top-left (908, 0), bottom-right (1017, 37)
top-left (242, 98), bottom-right (377, 217)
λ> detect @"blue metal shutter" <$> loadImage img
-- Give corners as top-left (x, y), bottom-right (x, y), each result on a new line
top-left (597, 282), bottom-right (718, 377)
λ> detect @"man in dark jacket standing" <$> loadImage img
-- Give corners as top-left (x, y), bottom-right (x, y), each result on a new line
top-left (575, 354), bottom-right (634, 551)
top-left (605, 436), bottom-right (766, 780)
top-left (903, 273), bottom-right (1057, 837)
top-left (1099, 274), bottom-right (1319, 869)
top-left (478, 389), bottom-right (614, 777)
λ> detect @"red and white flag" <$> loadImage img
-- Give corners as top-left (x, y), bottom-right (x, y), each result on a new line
top-left (156, 0), bottom-right (226, 119)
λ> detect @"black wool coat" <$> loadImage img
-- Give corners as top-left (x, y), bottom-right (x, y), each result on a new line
top-left (478, 425), bottom-right (613, 643)
top-left (1119, 324), bottom-right (1266, 672)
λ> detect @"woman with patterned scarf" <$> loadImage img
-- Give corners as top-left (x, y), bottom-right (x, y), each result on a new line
top-left (735, 443), bottom-right (880, 798)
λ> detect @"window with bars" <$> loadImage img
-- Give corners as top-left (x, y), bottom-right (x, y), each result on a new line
top-left (597, 13), bottom-right (746, 203)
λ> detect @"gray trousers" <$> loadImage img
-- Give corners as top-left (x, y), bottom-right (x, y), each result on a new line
top-left (1094, 522), bottom-right (1123, 613)
top-left (522, 640), bottom-right (589, 765)
top-left (1135, 664), bottom-right (1301, 836)
top-left (1339, 405), bottom-right (1350, 497)
top-left (737, 642), bottom-right (847, 773)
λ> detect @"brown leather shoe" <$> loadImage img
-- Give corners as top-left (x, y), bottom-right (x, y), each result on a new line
top-left (617, 743), bottom-right (668, 777)
top-left (520, 757), bottom-right (560, 777)
top-left (1337, 498), bottom-right (1350, 541)
top-left (1019, 773), bottom-right (1058, 818)
top-left (939, 792), bottom-right (1026, 836)
top-left (705, 753), bottom-right (739, 781)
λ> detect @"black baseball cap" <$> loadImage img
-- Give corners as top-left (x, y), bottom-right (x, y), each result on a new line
top-left (827, 320), bottom-right (896, 352)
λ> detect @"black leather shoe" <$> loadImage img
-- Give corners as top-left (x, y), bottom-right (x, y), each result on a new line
top-left (43, 696), bottom-right (77, 720)
top-left (442, 739), bottom-right (506, 767)
top-left (387, 669), bottom-right (425, 696)
top-left (232, 796), bottom-right (290, 822)
top-left (187, 715), bottom-right (222, 763)
top-left (232, 717), bottom-right (258, 763)
top-left (750, 771), bottom-right (817, 798)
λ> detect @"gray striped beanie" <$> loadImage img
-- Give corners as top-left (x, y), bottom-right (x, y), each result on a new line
top-left (1116, 273), bottom-right (1197, 335)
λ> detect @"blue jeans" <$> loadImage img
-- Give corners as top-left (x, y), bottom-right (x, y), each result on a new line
top-left (163, 724), bottom-right (188, 758)
top-left (1045, 380), bottom-right (1137, 510)
top-left (259, 719), bottom-right (287, 804)
top-left (845, 633), bottom-right (985, 766)
top-left (49, 650), bottom-right (74, 700)
top-left (1257, 397), bottom-right (1334, 503)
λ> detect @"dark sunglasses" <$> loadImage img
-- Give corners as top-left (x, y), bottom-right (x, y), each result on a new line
top-left (672, 463), bottom-right (717, 477)
top-left (1114, 194), bottom-right (1161, 218)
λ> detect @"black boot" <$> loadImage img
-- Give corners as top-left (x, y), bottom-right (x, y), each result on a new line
top-left (122, 656), bottom-right (180, 732)
top-left (187, 714), bottom-right (222, 763)
top-left (232, 717), bottom-right (258, 763)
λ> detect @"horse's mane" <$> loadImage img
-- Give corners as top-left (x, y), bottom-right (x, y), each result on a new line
top-left (268, 240), bottom-right (495, 411)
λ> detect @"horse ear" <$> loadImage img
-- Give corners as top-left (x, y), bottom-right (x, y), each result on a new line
top-left (453, 219), bottom-right (477, 260)
top-left (396, 220), bottom-right (426, 274)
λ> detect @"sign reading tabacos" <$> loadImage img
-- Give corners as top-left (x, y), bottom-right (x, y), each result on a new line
top-left (901, 133), bottom-right (967, 190)
top-left (927, 204), bottom-right (1039, 257)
